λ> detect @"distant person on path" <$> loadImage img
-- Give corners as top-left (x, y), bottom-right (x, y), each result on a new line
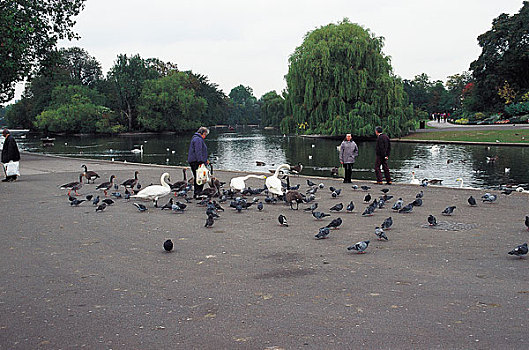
top-left (339, 133), bottom-right (359, 183)
top-left (1, 128), bottom-right (21, 182)
top-left (187, 126), bottom-right (209, 198)
top-left (374, 126), bottom-right (391, 185)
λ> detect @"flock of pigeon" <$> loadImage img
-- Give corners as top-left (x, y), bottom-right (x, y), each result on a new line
top-left (59, 164), bottom-right (529, 257)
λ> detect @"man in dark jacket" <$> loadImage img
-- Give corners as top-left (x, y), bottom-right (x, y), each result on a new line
top-left (1, 128), bottom-right (21, 182)
top-left (374, 126), bottom-right (391, 185)
top-left (187, 126), bottom-right (209, 198)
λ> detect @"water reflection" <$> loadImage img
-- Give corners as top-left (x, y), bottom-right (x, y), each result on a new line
top-left (15, 129), bottom-right (529, 189)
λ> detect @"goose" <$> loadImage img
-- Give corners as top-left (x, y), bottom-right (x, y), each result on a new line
top-left (230, 174), bottom-right (266, 192)
top-left (96, 175), bottom-right (116, 196)
top-left (410, 171), bottom-right (420, 185)
top-left (131, 173), bottom-right (171, 207)
top-left (131, 145), bottom-right (144, 154)
top-left (266, 164), bottom-right (291, 196)
top-left (59, 174), bottom-right (84, 196)
top-left (121, 171), bottom-right (139, 190)
top-left (290, 162), bottom-right (303, 175)
top-left (81, 165), bottom-right (100, 183)
top-left (170, 168), bottom-right (188, 191)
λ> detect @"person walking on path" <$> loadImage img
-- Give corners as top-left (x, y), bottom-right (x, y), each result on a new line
top-left (1, 128), bottom-right (21, 182)
top-left (374, 126), bottom-right (391, 185)
top-left (339, 133), bottom-right (359, 183)
top-left (187, 126), bottom-right (209, 198)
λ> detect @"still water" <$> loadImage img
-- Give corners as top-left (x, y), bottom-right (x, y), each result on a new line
top-left (15, 128), bottom-right (529, 189)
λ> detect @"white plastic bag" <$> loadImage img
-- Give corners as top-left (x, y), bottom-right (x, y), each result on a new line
top-left (196, 163), bottom-right (210, 185)
top-left (5, 161), bottom-right (20, 176)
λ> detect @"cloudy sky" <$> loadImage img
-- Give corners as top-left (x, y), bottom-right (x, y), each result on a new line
top-left (16, 0), bottom-right (525, 100)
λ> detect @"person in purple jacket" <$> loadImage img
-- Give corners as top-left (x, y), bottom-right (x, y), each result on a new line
top-left (187, 126), bottom-right (209, 198)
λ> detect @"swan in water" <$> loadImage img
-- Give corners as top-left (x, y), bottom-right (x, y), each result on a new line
top-left (131, 172), bottom-right (171, 206)
top-left (410, 171), bottom-right (420, 185)
top-left (266, 164), bottom-right (291, 196)
top-left (131, 145), bottom-right (144, 154)
top-left (230, 174), bottom-right (266, 192)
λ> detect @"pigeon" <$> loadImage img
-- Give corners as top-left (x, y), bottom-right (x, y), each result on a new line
top-left (160, 198), bottom-right (174, 210)
top-left (206, 207), bottom-right (220, 218)
top-left (362, 205), bottom-right (375, 217)
top-left (95, 203), bottom-right (107, 212)
top-left (399, 204), bottom-right (413, 213)
top-left (330, 203), bottom-right (343, 212)
top-left (375, 226), bottom-right (388, 241)
top-left (412, 198), bottom-right (423, 207)
top-left (468, 196), bottom-right (477, 206)
top-left (442, 206), bottom-right (456, 216)
top-left (163, 239), bottom-right (173, 252)
top-left (382, 194), bottom-right (393, 201)
top-left (315, 227), bottom-right (330, 239)
top-left (257, 202), bottom-right (264, 211)
top-left (70, 198), bottom-right (85, 206)
top-left (364, 194), bottom-right (371, 203)
top-left (102, 198), bottom-right (114, 205)
top-left (312, 211), bottom-right (330, 220)
top-left (420, 179), bottom-right (428, 187)
top-left (360, 185), bottom-right (370, 191)
top-left (326, 217), bottom-right (343, 230)
top-left (381, 188), bottom-right (390, 194)
top-left (352, 184), bottom-right (358, 190)
top-left (416, 190), bottom-right (424, 199)
top-left (85, 195), bottom-right (93, 201)
top-left (428, 214), bottom-right (437, 226)
top-left (205, 214), bottom-right (214, 228)
top-left (347, 240), bottom-right (370, 254)
top-left (346, 201), bottom-right (355, 212)
top-left (501, 189), bottom-right (514, 195)
top-left (92, 195), bottom-right (100, 206)
top-left (377, 198), bottom-right (386, 209)
top-left (304, 203), bottom-right (318, 212)
top-left (392, 198), bottom-right (403, 211)
top-left (111, 192), bottom-right (122, 198)
top-left (482, 193), bottom-right (497, 203)
top-left (381, 217), bottom-right (393, 230)
top-left (329, 186), bottom-right (336, 192)
top-left (133, 203), bottom-right (148, 212)
top-left (525, 216), bottom-right (529, 231)
top-left (171, 203), bottom-right (184, 213)
top-left (508, 243), bottom-right (528, 258)
top-left (318, 183), bottom-right (324, 189)
top-left (278, 214), bottom-right (288, 226)
top-left (307, 179), bottom-right (316, 187)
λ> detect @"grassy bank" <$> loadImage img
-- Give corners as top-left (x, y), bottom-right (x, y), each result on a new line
top-left (403, 129), bottom-right (529, 143)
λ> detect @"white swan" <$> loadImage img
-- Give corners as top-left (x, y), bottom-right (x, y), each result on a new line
top-left (410, 171), bottom-right (420, 185)
top-left (266, 164), bottom-right (291, 196)
top-left (230, 174), bottom-right (266, 192)
top-left (131, 145), bottom-right (144, 154)
top-left (455, 178), bottom-right (464, 188)
top-left (131, 172), bottom-right (171, 206)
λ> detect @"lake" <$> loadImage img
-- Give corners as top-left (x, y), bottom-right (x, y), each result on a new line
top-left (12, 128), bottom-right (529, 189)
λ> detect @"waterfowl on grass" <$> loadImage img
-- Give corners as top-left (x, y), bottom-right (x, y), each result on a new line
top-left (96, 175), bottom-right (116, 196)
top-left (131, 173), bottom-right (171, 207)
top-left (121, 171), bottom-right (139, 191)
top-left (81, 165), bottom-right (100, 183)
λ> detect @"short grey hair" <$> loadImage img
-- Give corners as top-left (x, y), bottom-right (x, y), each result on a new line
top-left (197, 127), bottom-right (209, 135)
top-left (375, 126), bottom-right (383, 133)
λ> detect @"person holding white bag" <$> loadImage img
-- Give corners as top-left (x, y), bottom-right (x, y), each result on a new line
top-left (187, 126), bottom-right (209, 198)
top-left (2, 128), bottom-right (21, 182)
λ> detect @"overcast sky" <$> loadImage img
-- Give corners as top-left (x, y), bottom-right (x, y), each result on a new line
top-left (14, 0), bottom-right (525, 100)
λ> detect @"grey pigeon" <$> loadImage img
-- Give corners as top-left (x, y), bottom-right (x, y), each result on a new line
top-left (360, 185), bottom-right (370, 191)
top-left (70, 198), bottom-right (85, 206)
top-left (392, 198), bottom-right (403, 211)
top-left (347, 240), bottom-right (370, 253)
top-left (171, 203), bottom-right (184, 213)
top-left (416, 190), bottom-right (424, 199)
top-left (442, 206), bottom-right (456, 216)
top-left (482, 193), bottom-right (497, 203)
top-left (315, 227), bottom-right (330, 239)
top-left (95, 203), bottom-right (107, 212)
top-left (501, 189), bottom-right (514, 195)
top-left (326, 217), bottom-right (342, 230)
top-left (133, 202), bottom-right (148, 212)
top-left (330, 203), bottom-right (343, 212)
top-left (468, 196), bottom-right (477, 206)
top-left (381, 188), bottom-right (390, 194)
top-left (307, 179), bottom-right (316, 187)
top-left (375, 226), bottom-right (388, 241)
top-left (352, 185), bottom-right (358, 190)
top-left (304, 203), bottom-right (318, 212)
top-left (257, 202), bottom-right (264, 211)
top-left (377, 198), bottom-right (386, 209)
top-left (362, 205), bottom-right (375, 216)
top-left (329, 186), bottom-right (336, 192)
top-left (85, 195), bottom-right (93, 201)
top-left (160, 198), bottom-right (174, 210)
top-left (102, 198), bottom-right (114, 205)
top-left (346, 201), bottom-right (355, 212)
top-left (312, 211), bottom-right (330, 220)
top-left (428, 214), bottom-right (437, 226)
top-left (318, 183), bottom-right (324, 189)
top-left (364, 193), bottom-right (371, 203)
top-left (278, 214), bottom-right (288, 226)
top-left (92, 195), bottom-right (100, 206)
top-left (399, 204), bottom-right (413, 214)
top-left (204, 214), bottom-right (215, 228)
top-left (508, 243), bottom-right (528, 258)
top-left (163, 239), bottom-right (173, 252)
top-left (381, 217), bottom-right (393, 230)
top-left (412, 198), bottom-right (423, 207)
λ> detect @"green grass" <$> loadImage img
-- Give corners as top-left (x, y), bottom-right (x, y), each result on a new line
top-left (403, 129), bottom-right (529, 143)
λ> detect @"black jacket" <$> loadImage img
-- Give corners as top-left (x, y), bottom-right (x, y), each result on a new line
top-left (1, 135), bottom-right (20, 163)
top-left (375, 133), bottom-right (391, 158)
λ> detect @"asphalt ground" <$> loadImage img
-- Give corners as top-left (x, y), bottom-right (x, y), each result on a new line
top-left (1, 153), bottom-right (528, 349)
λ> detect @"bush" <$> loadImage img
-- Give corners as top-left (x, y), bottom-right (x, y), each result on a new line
top-left (455, 118), bottom-right (469, 124)
top-left (473, 112), bottom-right (486, 121)
top-left (505, 101), bottom-right (529, 116)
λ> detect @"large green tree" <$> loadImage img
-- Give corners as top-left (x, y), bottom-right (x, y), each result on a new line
top-left (59, 47), bottom-right (102, 87)
top-left (470, 1), bottom-right (529, 111)
top-left (228, 85), bottom-right (260, 125)
top-left (0, 0), bottom-right (86, 103)
top-left (284, 19), bottom-right (414, 137)
top-left (259, 91), bottom-right (285, 127)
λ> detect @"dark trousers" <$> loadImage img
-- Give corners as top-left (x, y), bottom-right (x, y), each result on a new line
top-left (375, 156), bottom-right (391, 183)
top-left (189, 161), bottom-right (204, 197)
top-left (343, 163), bottom-right (353, 183)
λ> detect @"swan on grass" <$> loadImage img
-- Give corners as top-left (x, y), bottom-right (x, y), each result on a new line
top-left (410, 171), bottom-right (420, 185)
top-left (131, 172), bottom-right (171, 206)
top-left (266, 164), bottom-right (291, 196)
top-left (230, 174), bottom-right (266, 192)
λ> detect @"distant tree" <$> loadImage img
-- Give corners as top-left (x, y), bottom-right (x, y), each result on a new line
top-left (470, 1), bottom-right (529, 111)
top-left (0, 0), bottom-right (86, 103)
top-left (228, 85), bottom-right (260, 125)
top-left (445, 72), bottom-right (473, 112)
top-left (284, 19), bottom-right (414, 137)
top-left (259, 91), bottom-right (285, 127)
top-left (58, 47), bottom-right (103, 87)
top-left (187, 72), bottom-right (229, 126)
top-left (145, 58), bottom-right (179, 77)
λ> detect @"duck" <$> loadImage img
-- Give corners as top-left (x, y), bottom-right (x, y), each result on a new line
top-left (96, 175), bottom-right (116, 196)
top-left (230, 174), bottom-right (266, 192)
top-left (59, 174), bottom-right (84, 196)
top-left (256, 161), bottom-right (266, 166)
top-left (131, 145), bottom-right (144, 154)
top-left (410, 171), bottom-right (420, 185)
top-left (131, 173), bottom-right (171, 207)
top-left (81, 165), bottom-right (100, 183)
top-left (121, 171), bottom-right (139, 191)
top-left (290, 162), bottom-right (303, 175)
top-left (266, 164), bottom-right (291, 196)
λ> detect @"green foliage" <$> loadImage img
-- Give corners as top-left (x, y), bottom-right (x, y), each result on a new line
top-left (283, 19), bottom-right (414, 137)
top-left (137, 72), bottom-right (207, 131)
top-left (187, 72), bottom-right (229, 126)
top-left (228, 85), bottom-right (260, 125)
top-left (0, 0), bottom-right (86, 103)
top-left (58, 47), bottom-right (102, 87)
top-left (259, 91), bottom-right (285, 127)
top-left (470, 2), bottom-right (529, 111)
top-left (505, 101), bottom-right (529, 116)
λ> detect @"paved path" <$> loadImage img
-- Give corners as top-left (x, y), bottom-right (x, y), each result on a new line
top-left (1, 153), bottom-right (528, 349)
top-left (417, 120), bottom-right (529, 132)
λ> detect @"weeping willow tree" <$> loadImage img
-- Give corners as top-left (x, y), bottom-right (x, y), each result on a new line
top-left (282, 19), bottom-right (415, 137)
